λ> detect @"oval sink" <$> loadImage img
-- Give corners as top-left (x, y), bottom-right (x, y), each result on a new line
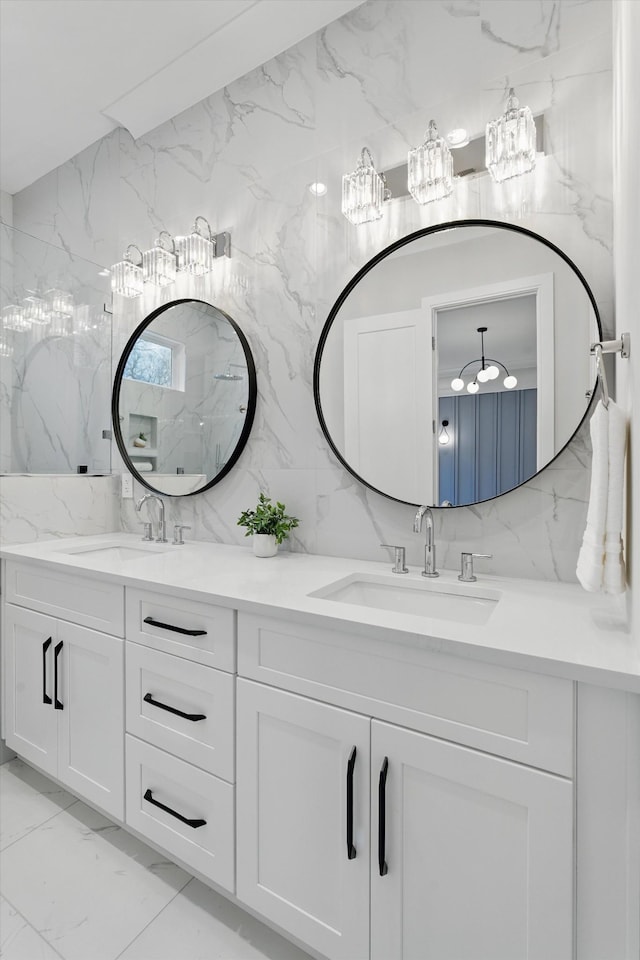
top-left (58, 543), bottom-right (172, 561)
top-left (309, 573), bottom-right (500, 625)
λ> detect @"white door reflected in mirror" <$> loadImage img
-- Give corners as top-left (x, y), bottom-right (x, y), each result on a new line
top-left (316, 221), bottom-right (601, 508)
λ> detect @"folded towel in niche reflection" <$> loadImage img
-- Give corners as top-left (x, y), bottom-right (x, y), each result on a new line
top-left (576, 399), bottom-right (626, 594)
top-left (135, 462), bottom-right (153, 473)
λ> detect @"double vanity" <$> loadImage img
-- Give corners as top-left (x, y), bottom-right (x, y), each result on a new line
top-left (1, 533), bottom-right (638, 960)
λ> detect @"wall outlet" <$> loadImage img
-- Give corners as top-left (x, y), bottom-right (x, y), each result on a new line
top-left (121, 473), bottom-right (133, 499)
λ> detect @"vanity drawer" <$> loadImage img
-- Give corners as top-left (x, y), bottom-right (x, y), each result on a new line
top-left (126, 642), bottom-right (235, 782)
top-left (238, 613), bottom-right (574, 777)
top-left (126, 735), bottom-right (234, 892)
top-left (4, 562), bottom-right (124, 636)
top-left (126, 588), bottom-right (235, 672)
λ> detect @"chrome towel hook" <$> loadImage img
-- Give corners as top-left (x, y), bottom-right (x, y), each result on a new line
top-left (589, 333), bottom-right (631, 409)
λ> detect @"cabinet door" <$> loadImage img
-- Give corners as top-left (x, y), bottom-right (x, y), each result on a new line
top-left (371, 719), bottom-right (573, 960)
top-left (236, 679), bottom-right (370, 960)
top-left (57, 621), bottom-right (124, 819)
top-left (3, 605), bottom-right (57, 776)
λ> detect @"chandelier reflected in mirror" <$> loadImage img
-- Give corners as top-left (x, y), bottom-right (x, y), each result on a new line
top-left (450, 326), bottom-right (518, 394)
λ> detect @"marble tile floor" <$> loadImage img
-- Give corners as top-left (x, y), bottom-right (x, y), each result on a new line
top-left (0, 759), bottom-right (312, 960)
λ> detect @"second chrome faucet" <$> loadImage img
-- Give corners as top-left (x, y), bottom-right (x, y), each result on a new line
top-left (413, 505), bottom-right (439, 578)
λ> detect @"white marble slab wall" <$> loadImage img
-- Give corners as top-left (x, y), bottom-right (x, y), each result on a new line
top-left (0, 476), bottom-right (119, 544)
top-left (11, 0), bottom-right (614, 581)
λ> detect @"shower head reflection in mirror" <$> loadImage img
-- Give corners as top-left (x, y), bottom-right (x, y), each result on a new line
top-left (314, 220), bottom-right (602, 509)
top-left (112, 299), bottom-right (257, 498)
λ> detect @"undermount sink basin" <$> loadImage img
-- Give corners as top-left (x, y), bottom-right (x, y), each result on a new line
top-left (58, 542), bottom-right (172, 561)
top-left (309, 573), bottom-right (500, 625)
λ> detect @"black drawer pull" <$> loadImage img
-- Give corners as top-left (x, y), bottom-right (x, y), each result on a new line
top-left (143, 788), bottom-right (206, 828)
top-left (143, 692), bottom-right (206, 722)
top-left (143, 616), bottom-right (206, 637)
top-left (54, 641), bottom-right (64, 711)
top-left (42, 637), bottom-right (52, 705)
top-left (346, 745), bottom-right (357, 860)
top-left (378, 756), bottom-right (389, 876)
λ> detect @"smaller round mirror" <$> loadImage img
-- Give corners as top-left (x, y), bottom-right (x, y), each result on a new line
top-left (112, 298), bottom-right (256, 496)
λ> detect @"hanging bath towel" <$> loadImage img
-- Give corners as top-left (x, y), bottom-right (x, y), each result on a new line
top-left (576, 399), bottom-right (626, 593)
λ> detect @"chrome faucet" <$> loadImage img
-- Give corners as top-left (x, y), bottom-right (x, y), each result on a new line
top-left (413, 505), bottom-right (439, 578)
top-left (135, 493), bottom-right (168, 543)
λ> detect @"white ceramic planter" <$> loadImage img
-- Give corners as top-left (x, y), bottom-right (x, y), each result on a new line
top-left (253, 534), bottom-right (278, 558)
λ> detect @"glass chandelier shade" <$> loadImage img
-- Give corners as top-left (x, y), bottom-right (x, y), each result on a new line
top-left (175, 216), bottom-right (214, 275)
top-left (111, 245), bottom-right (144, 298)
top-left (341, 147), bottom-right (387, 225)
top-left (450, 326), bottom-right (518, 393)
top-left (143, 231), bottom-right (177, 287)
top-left (2, 304), bottom-right (31, 331)
top-left (0, 335), bottom-right (13, 358)
top-left (408, 120), bottom-right (454, 204)
top-left (486, 87), bottom-right (536, 183)
top-left (438, 420), bottom-right (451, 445)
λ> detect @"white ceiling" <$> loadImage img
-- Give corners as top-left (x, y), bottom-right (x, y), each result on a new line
top-left (0, 0), bottom-right (364, 196)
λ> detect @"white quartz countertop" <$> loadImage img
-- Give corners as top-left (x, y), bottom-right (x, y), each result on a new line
top-left (1, 534), bottom-right (638, 692)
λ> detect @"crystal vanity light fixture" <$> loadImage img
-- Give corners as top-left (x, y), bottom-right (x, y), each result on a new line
top-left (342, 147), bottom-right (389, 225)
top-left (143, 231), bottom-right (177, 287)
top-left (175, 216), bottom-right (215, 275)
top-left (408, 120), bottom-right (454, 204)
top-left (111, 244), bottom-right (144, 298)
top-left (450, 326), bottom-right (518, 394)
top-left (1, 304), bottom-right (31, 332)
top-left (46, 288), bottom-right (74, 319)
top-left (22, 295), bottom-right (51, 325)
top-left (0, 334), bottom-right (13, 358)
top-left (438, 420), bottom-right (451, 445)
top-left (486, 87), bottom-right (536, 183)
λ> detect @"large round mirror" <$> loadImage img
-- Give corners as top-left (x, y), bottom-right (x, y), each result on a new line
top-left (314, 220), bottom-right (602, 508)
top-left (113, 298), bottom-right (256, 497)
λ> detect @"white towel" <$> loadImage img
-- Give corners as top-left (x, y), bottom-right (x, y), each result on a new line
top-left (576, 399), bottom-right (626, 593)
top-left (136, 461), bottom-right (153, 473)
top-left (603, 400), bottom-right (626, 593)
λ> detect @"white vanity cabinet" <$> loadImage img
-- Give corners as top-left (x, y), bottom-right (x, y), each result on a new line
top-left (123, 587), bottom-right (236, 893)
top-left (3, 586), bottom-right (124, 819)
top-left (236, 613), bottom-right (575, 960)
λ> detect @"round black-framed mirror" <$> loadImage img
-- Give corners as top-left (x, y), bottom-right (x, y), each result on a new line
top-left (314, 219), bottom-right (603, 509)
top-left (113, 298), bottom-right (257, 497)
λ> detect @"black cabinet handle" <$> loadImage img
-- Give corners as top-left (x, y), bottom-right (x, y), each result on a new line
top-left (53, 641), bottom-right (63, 711)
top-left (143, 692), bottom-right (206, 722)
top-left (346, 746), bottom-right (357, 860)
top-left (42, 637), bottom-right (52, 705)
top-left (143, 616), bottom-right (206, 637)
top-left (378, 756), bottom-right (389, 876)
top-left (143, 788), bottom-right (206, 828)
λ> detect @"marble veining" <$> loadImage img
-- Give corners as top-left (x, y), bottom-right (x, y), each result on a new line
top-left (7, 0), bottom-right (615, 582)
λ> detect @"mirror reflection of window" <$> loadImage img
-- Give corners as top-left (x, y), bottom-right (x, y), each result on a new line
top-left (123, 332), bottom-right (185, 391)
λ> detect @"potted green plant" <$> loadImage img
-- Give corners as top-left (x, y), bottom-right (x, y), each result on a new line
top-left (237, 493), bottom-right (299, 557)
top-left (133, 431), bottom-right (147, 448)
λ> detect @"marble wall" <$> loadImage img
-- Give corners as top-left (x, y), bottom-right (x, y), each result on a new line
top-left (9, 0), bottom-right (616, 581)
top-left (0, 224), bottom-right (113, 474)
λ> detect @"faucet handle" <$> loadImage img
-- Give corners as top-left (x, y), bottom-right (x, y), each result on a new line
top-left (458, 552), bottom-right (493, 582)
top-left (172, 523), bottom-right (191, 546)
top-left (139, 521), bottom-right (153, 542)
top-left (380, 544), bottom-right (409, 574)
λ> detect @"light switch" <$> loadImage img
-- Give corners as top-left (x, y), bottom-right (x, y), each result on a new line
top-left (121, 473), bottom-right (133, 499)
